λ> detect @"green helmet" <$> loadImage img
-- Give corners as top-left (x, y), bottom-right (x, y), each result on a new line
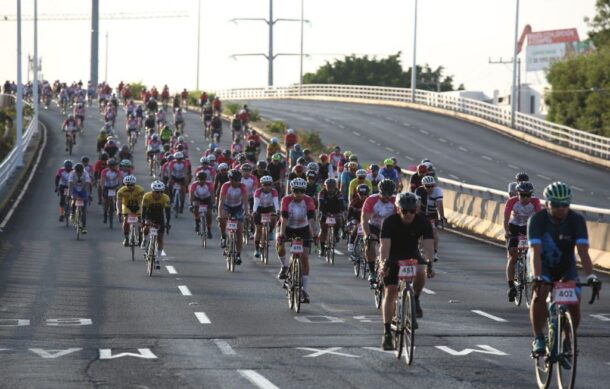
top-left (120, 159), bottom-right (132, 169)
top-left (383, 158), bottom-right (394, 166)
top-left (543, 181), bottom-right (571, 203)
top-left (272, 153), bottom-right (282, 161)
top-left (344, 150), bottom-right (352, 158)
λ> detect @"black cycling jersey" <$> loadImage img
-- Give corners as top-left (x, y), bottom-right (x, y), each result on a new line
top-left (318, 189), bottom-right (344, 215)
top-left (381, 213), bottom-right (433, 260)
top-left (253, 169), bottom-right (271, 181)
top-left (268, 162), bottom-right (285, 181)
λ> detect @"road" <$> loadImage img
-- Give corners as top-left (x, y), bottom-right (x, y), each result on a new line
top-left (245, 99), bottom-right (610, 209)
top-left (0, 101), bottom-right (608, 388)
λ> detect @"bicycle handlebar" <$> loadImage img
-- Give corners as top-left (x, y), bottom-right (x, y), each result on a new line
top-left (536, 281), bottom-right (601, 305)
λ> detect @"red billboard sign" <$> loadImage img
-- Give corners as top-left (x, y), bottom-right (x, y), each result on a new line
top-left (527, 29), bottom-right (580, 46)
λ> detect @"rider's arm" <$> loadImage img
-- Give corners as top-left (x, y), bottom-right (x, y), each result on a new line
top-left (527, 213), bottom-right (543, 278)
top-left (116, 192), bottom-right (123, 215)
top-left (272, 192), bottom-right (280, 214)
top-left (241, 185), bottom-right (250, 215)
top-left (252, 193), bottom-right (261, 214)
top-left (574, 213), bottom-right (594, 276)
top-left (503, 198), bottom-right (515, 235)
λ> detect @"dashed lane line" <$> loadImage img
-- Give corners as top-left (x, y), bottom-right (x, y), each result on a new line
top-left (508, 164), bottom-right (520, 170)
top-left (422, 288), bottom-right (436, 295)
top-left (537, 174), bottom-right (551, 180)
top-left (458, 146), bottom-right (468, 152)
top-left (368, 139), bottom-right (376, 144)
top-left (194, 312), bottom-right (211, 324)
top-left (449, 174), bottom-right (460, 180)
top-left (213, 339), bottom-right (236, 355)
top-left (178, 285), bottom-right (192, 296)
top-left (402, 122), bottom-right (411, 127)
top-left (439, 138), bottom-right (447, 143)
top-left (385, 147), bottom-right (395, 152)
top-left (404, 155), bottom-right (415, 161)
top-left (481, 155), bottom-right (493, 161)
top-left (237, 370), bottom-right (280, 389)
top-left (418, 129), bottom-right (429, 135)
top-left (572, 186), bottom-right (584, 192)
top-left (352, 131), bottom-right (360, 136)
top-left (338, 124), bottom-right (345, 129)
top-left (472, 310), bottom-right (507, 322)
top-left (334, 249), bottom-right (344, 256)
top-left (166, 266), bottom-right (177, 274)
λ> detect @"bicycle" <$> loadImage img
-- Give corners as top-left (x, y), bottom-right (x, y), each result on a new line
top-left (514, 235), bottom-right (532, 307)
top-left (149, 153), bottom-right (158, 178)
top-left (242, 213), bottom-right (251, 246)
top-left (144, 224), bottom-right (159, 277)
top-left (391, 259), bottom-right (419, 365)
top-left (259, 213), bottom-right (273, 265)
top-left (532, 281), bottom-right (600, 389)
top-left (172, 183), bottom-right (182, 219)
top-left (198, 204), bottom-right (208, 248)
top-left (126, 213), bottom-right (140, 261)
top-left (72, 197), bottom-right (85, 240)
top-left (324, 216), bottom-right (337, 265)
top-left (128, 130), bottom-right (137, 152)
top-left (352, 224), bottom-right (366, 278)
top-left (66, 133), bottom-right (75, 156)
top-left (224, 219), bottom-right (239, 272)
top-left (284, 238), bottom-right (305, 313)
top-left (62, 188), bottom-right (71, 228)
top-left (106, 189), bottom-right (117, 229)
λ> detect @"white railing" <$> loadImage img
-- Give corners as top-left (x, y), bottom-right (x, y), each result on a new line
top-left (212, 84), bottom-right (610, 160)
top-left (0, 94), bottom-right (36, 190)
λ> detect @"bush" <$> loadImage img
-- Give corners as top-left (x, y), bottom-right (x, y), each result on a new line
top-left (130, 82), bottom-right (146, 99)
top-left (224, 102), bottom-right (240, 116)
top-left (250, 109), bottom-right (261, 122)
top-left (267, 120), bottom-right (287, 134)
top-left (188, 90), bottom-right (201, 107)
top-left (296, 129), bottom-right (325, 155)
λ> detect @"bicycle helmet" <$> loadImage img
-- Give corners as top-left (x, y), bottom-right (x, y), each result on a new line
top-left (417, 164), bottom-right (428, 175)
top-left (228, 169), bottom-right (242, 181)
top-left (297, 157), bottom-right (307, 166)
top-left (334, 146), bottom-right (341, 151)
top-left (108, 158), bottom-right (117, 167)
top-left (357, 184), bottom-right (370, 195)
top-left (307, 162), bottom-right (319, 172)
top-left (151, 180), bottom-right (165, 192)
top-left (256, 160), bottom-right (267, 170)
top-left (120, 159), bottom-right (132, 169)
top-left (270, 137), bottom-right (278, 144)
top-left (516, 181), bottom-right (534, 194)
top-left (152, 134), bottom-right (159, 141)
top-left (272, 153), bottom-right (282, 161)
top-left (64, 159), bottom-right (73, 168)
top-left (344, 150), bottom-right (352, 158)
top-left (223, 149), bottom-right (232, 157)
top-left (240, 163), bottom-right (252, 172)
top-left (543, 181), bottom-right (571, 203)
top-left (197, 171), bottom-right (207, 181)
top-left (348, 162), bottom-right (358, 171)
top-left (207, 155), bottom-right (216, 162)
top-left (516, 172), bottom-right (530, 182)
top-left (378, 179), bottom-right (396, 196)
top-left (294, 144), bottom-right (302, 151)
top-left (422, 176), bottom-right (436, 186)
top-left (290, 178), bottom-right (307, 190)
top-left (260, 175), bottom-right (273, 185)
top-left (421, 159), bottom-right (431, 164)
top-left (176, 144), bottom-right (184, 152)
top-left (238, 154), bottom-right (247, 163)
top-left (218, 163), bottom-right (229, 171)
top-left (356, 169), bottom-right (367, 178)
top-left (294, 165), bottom-right (304, 174)
top-left (177, 136), bottom-right (185, 143)
top-left (324, 178), bottom-right (337, 188)
top-left (200, 156), bottom-right (208, 164)
top-left (123, 175), bottom-right (136, 185)
top-left (74, 163), bottom-right (84, 172)
top-left (306, 170), bottom-right (317, 179)
top-left (174, 151), bottom-right (184, 159)
top-left (395, 192), bottom-right (419, 210)
top-left (100, 152), bottom-right (109, 161)
top-left (370, 164), bottom-right (379, 173)
top-left (81, 156), bottom-right (89, 163)
top-left (383, 158), bottom-right (394, 167)
top-left (319, 154), bottom-right (329, 163)
top-left (287, 128), bottom-right (295, 135)
top-left (349, 154), bottom-right (358, 162)
top-left (209, 143), bottom-right (217, 150)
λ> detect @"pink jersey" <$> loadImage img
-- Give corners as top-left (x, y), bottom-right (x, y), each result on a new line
top-left (241, 175), bottom-right (259, 198)
top-left (504, 196), bottom-right (542, 226)
top-left (194, 166), bottom-right (215, 184)
top-left (231, 143), bottom-right (243, 154)
top-left (55, 168), bottom-right (72, 187)
top-left (168, 160), bottom-right (190, 179)
top-left (253, 187), bottom-right (279, 212)
top-left (189, 181), bottom-right (214, 199)
top-left (101, 168), bottom-right (123, 188)
top-left (281, 195), bottom-right (316, 229)
top-left (362, 194), bottom-right (397, 227)
top-left (220, 182), bottom-right (248, 207)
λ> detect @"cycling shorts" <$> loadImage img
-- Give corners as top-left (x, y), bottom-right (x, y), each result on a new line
top-left (254, 206), bottom-right (275, 224)
top-left (223, 204), bottom-right (244, 223)
top-left (71, 188), bottom-right (88, 200)
top-left (507, 223), bottom-right (527, 249)
top-left (383, 252), bottom-right (426, 286)
top-left (283, 226), bottom-right (312, 250)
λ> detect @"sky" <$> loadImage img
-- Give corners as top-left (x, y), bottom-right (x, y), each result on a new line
top-left (0, 0), bottom-right (598, 95)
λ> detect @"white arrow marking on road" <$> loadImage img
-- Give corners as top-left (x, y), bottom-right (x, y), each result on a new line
top-left (99, 348), bottom-right (158, 360)
top-left (435, 345), bottom-right (508, 356)
top-left (472, 310), bottom-right (507, 322)
top-left (590, 314), bottom-right (610, 322)
top-left (422, 288), bottom-right (436, 295)
top-left (213, 339), bottom-right (236, 355)
top-left (29, 348), bottom-right (82, 359)
top-left (161, 250), bottom-right (167, 257)
top-left (46, 318), bottom-right (92, 326)
top-left (294, 315), bottom-right (344, 324)
top-left (297, 347), bottom-right (360, 358)
top-left (237, 370), bottom-right (280, 389)
top-left (166, 266), bottom-right (177, 274)
top-left (362, 347), bottom-right (394, 354)
top-left (194, 312), bottom-right (211, 324)
top-left (178, 285), bottom-right (192, 296)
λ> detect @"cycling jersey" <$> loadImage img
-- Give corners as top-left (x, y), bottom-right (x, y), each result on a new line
top-left (231, 143), bottom-right (243, 155)
top-left (266, 143), bottom-right (282, 158)
top-left (281, 195), bottom-right (316, 229)
top-left (101, 168), bottom-right (123, 188)
top-left (117, 185), bottom-right (145, 214)
top-left (194, 166), bottom-right (215, 184)
top-left (415, 186), bottom-right (443, 218)
top-left (241, 175), bottom-right (259, 198)
top-left (147, 140), bottom-right (163, 153)
top-left (379, 167), bottom-right (398, 183)
top-left (318, 163), bottom-right (334, 180)
top-left (160, 127), bottom-right (172, 142)
top-left (268, 162), bottom-right (285, 182)
top-left (318, 189), bottom-right (344, 215)
top-left (253, 188), bottom-right (280, 213)
top-left (55, 168), bottom-right (72, 187)
top-left (189, 181), bottom-right (214, 200)
top-left (141, 192), bottom-right (170, 223)
top-left (505, 196), bottom-right (542, 226)
top-left (367, 172), bottom-right (383, 193)
top-left (362, 194), bottom-right (397, 227)
top-left (348, 178), bottom-right (372, 198)
top-left (289, 149), bottom-right (303, 166)
top-left (339, 171), bottom-right (355, 196)
top-left (381, 213), bottom-right (434, 261)
top-left (68, 171), bottom-right (92, 192)
top-left (220, 182), bottom-right (248, 207)
top-left (409, 173), bottom-right (425, 192)
top-left (284, 133), bottom-right (297, 149)
top-left (168, 160), bottom-right (191, 179)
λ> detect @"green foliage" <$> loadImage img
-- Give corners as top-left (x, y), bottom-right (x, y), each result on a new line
top-left (586, 0), bottom-right (610, 48)
top-left (296, 129), bottom-right (325, 155)
top-left (130, 82), bottom-right (146, 99)
top-left (0, 107), bottom-right (16, 161)
top-left (188, 90), bottom-right (200, 106)
top-left (303, 52), bottom-right (460, 91)
top-left (267, 120), bottom-right (287, 134)
top-left (224, 102), bottom-right (240, 115)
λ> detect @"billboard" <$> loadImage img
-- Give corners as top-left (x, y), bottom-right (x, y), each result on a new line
top-left (525, 28), bottom-right (581, 72)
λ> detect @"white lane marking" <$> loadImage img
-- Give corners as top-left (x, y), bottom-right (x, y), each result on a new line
top-left (194, 312), bottom-right (211, 324)
top-left (178, 285), bottom-right (192, 296)
top-left (537, 174), bottom-right (551, 180)
top-left (237, 370), bottom-right (280, 389)
top-left (29, 348), bottom-right (82, 358)
top-left (196, 147), bottom-right (201, 151)
top-left (338, 124), bottom-right (345, 129)
top-left (352, 131), bottom-right (360, 136)
top-left (213, 339), bottom-right (236, 355)
top-left (403, 122), bottom-right (411, 127)
top-left (481, 155), bottom-right (493, 161)
top-left (99, 348), bottom-right (158, 359)
top-left (385, 116), bottom-right (394, 121)
top-left (458, 146), bottom-right (468, 152)
top-left (439, 138), bottom-right (447, 143)
top-left (422, 288), bottom-right (436, 295)
top-left (368, 139), bottom-right (376, 144)
top-left (449, 174), bottom-right (460, 180)
top-left (508, 164), bottom-right (520, 170)
top-left (190, 140), bottom-right (195, 144)
top-left (419, 129), bottom-right (429, 135)
top-left (572, 186), bottom-right (584, 192)
top-left (319, 303), bottom-right (346, 312)
top-left (436, 345), bottom-right (508, 356)
top-left (472, 310), bottom-right (507, 322)
top-left (590, 314), bottom-right (610, 322)
top-left (0, 122), bottom-right (47, 231)
top-left (161, 250), bottom-right (167, 257)
top-left (166, 266), bottom-right (177, 274)
top-left (404, 155), bottom-right (415, 161)
top-left (362, 347), bottom-right (394, 354)
top-left (334, 249), bottom-right (344, 256)
top-left (297, 347), bottom-right (360, 358)
top-left (184, 134), bottom-right (190, 138)
top-left (385, 147), bottom-right (395, 152)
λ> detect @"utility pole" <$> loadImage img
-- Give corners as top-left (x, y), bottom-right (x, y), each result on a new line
top-left (91, 0), bottom-right (99, 87)
top-left (299, 0), bottom-right (304, 87)
top-left (196, 0), bottom-right (201, 90)
top-left (511, 0), bottom-right (520, 128)
top-left (489, 57), bottom-right (521, 112)
top-left (104, 31), bottom-right (108, 82)
top-left (16, 0), bottom-right (24, 167)
top-left (33, 0), bottom-right (38, 141)
top-left (411, 0), bottom-right (418, 103)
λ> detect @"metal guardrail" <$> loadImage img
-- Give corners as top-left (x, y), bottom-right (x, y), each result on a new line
top-left (0, 94), bottom-right (36, 190)
top-left (211, 84), bottom-right (610, 160)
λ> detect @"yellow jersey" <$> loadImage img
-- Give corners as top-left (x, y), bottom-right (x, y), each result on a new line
top-left (348, 178), bottom-right (372, 198)
top-left (141, 191), bottom-right (170, 222)
top-left (117, 185), bottom-right (145, 215)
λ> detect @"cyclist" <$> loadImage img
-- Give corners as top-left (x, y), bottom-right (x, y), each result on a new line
top-left (194, 157), bottom-right (215, 185)
top-left (284, 128), bottom-right (298, 152)
top-left (81, 156), bottom-right (93, 177)
top-left (63, 114), bottom-right (78, 151)
top-left (253, 160), bottom-right (270, 181)
top-left (189, 171), bottom-right (215, 237)
top-left (231, 137), bottom-right (244, 155)
top-left (141, 181), bottom-right (171, 270)
top-left (125, 113), bottom-right (138, 138)
top-left (100, 158), bottom-right (124, 224)
top-left (305, 170), bottom-right (321, 204)
top-left (347, 183), bottom-right (370, 253)
top-left (214, 163), bottom-right (230, 210)
top-left (330, 146), bottom-right (345, 174)
top-left (367, 164), bottom-right (383, 194)
top-left (380, 158), bottom-right (399, 187)
top-left (317, 154), bottom-right (334, 181)
top-left (266, 137), bottom-right (282, 161)
top-left (247, 129), bottom-right (261, 152)
top-left (504, 182), bottom-right (541, 302)
top-left (348, 169), bottom-right (372, 199)
top-left (409, 163), bottom-right (428, 192)
top-left (244, 140), bottom-right (259, 164)
top-left (118, 144), bottom-right (132, 163)
top-left (277, 178), bottom-right (316, 303)
top-left (415, 176), bottom-right (446, 262)
top-left (67, 163), bottom-right (92, 234)
top-left (119, 159), bottom-right (134, 176)
top-left (103, 138), bottom-right (119, 159)
top-left (231, 114), bottom-right (242, 141)
top-left (210, 114), bottom-right (222, 141)
top-left (253, 175), bottom-right (280, 258)
top-left (317, 178), bottom-right (344, 257)
top-left (174, 108), bottom-right (185, 132)
top-left (54, 159), bottom-right (73, 222)
top-left (144, 112), bottom-right (156, 133)
top-left (167, 152), bottom-right (191, 213)
top-left (289, 144), bottom-right (303, 169)
top-left (241, 163), bottom-right (260, 237)
top-left (508, 172), bottom-right (530, 197)
top-left (379, 192), bottom-right (435, 350)
top-left (93, 153), bottom-right (108, 204)
top-left (362, 179), bottom-right (397, 286)
top-left (268, 153), bottom-right (286, 195)
top-left (147, 134), bottom-right (163, 171)
top-left (218, 169), bottom-right (249, 264)
top-left (116, 175), bottom-right (145, 246)
top-left (159, 123), bottom-right (173, 146)
top-left (212, 96), bottom-right (222, 116)
top-left (528, 181), bottom-right (601, 356)
top-left (339, 162), bottom-right (358, 204)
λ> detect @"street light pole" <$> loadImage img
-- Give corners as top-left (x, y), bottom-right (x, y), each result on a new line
top-left (511, 0), bottom-right (520, 128)
top-left (104, 31), bottom-right (108, 82)
top-left (196, 0), bottom-right (201, 90)
top-left (268, 0), bottom-right (274, 87)
top-left (91, 0), bottom-right (99, 87)
top-left (411, 0), bottom-right (418, 103)
top-left (16, 0), bottom-right (24, 167)
top-left (32, 0), bottom-right (38, 140)
top-left (299, 0), bottom-right (304, 88)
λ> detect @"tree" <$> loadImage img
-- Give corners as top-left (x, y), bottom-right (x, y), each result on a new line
top-left (303, 52), bottom-right (460, 91)
top-left (586, 0), bottom-right (610, 48)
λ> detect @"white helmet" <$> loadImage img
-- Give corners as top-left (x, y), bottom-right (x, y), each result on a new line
top-left (174, 151), bottom-right (184, 159)
top-left (123, 175), bottom-right (136, 185)
top-left (260, 175), bottom-right (273, 185)
top-left (218, 163), bottom-right (229, 171)
top-left (151, 180), bottom-right (165, 191)
top-left (199, 156), bottom-right (207, 164)
top-left (287, 128), bottom-right (294, 135)
top-left (270, 137), bottom-right (278, 144)
top-left (356, 169), bottom-right (367, 177)
top-left (307, 162), bottom-right (319, 172)
top-left (207, 154), bottom-right (216, 162)
top-left (290, 178), bottom-right (307, 190)
top-left (422, 176), bottom-right (436, 186)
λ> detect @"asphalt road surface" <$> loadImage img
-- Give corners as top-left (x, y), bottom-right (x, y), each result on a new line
top-left (245, 99), bottom-right (610, 209)
top-left (0, 101), bottom-right (608, 388)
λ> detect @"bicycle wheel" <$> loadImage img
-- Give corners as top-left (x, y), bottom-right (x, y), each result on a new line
top-left (327, 227), bottom-right (335, 265)
top-left (201, 216), bottom-right (207, 248)
top-left (556, 311), bottom-right (577, 389)
top-left (287, 262), bottom-right (294, 310)
top-left (394, 289), bottom-right (406, 359)
top-left (360, 254), bottom-right (368, 280)
top-left (130, 225), bottom-right (136, 261)
top-left (75, 208), bottom-right (81, 240)
top-left (173, 190), bottom-right (180, 218)
top-left (68, 138), bottom-right (73, 156)
top-left (64, 202), bottom-right (70, 228)
top-left (293, 256), bottom-right (302, 313)
top-left (534, 318), bottom-right (553, 389)
top-left (243, 218), bottom-right (250, 245)
top-left (403, 289), bottom-right (415, 365)
top-left (525, 280), bottom-right (533, 309)
top-left (229, 235), bottom-right (236, 273)
top-left (108, 200), bottom-right (114, 229)
top-left (147, 238), bottom-right (155, 277)
top-left (353, 256), bottom-right (360, 277)
top-left (514, 259), bottom-right (523, 307)
top-left (262, 225), bottom-right (269, 264)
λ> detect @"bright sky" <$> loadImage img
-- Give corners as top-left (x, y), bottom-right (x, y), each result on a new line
top-left (0, 0), bottom-right (598, 94)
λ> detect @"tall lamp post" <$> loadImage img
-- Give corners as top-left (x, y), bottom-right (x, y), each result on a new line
top-left (196, 0), bottom-right (201, 90)
top-left (511, 0), bottom-right (520, 128)
top-left (411, 0), bottom-right (418, 103)
top-left (16, 0), bottom-right (24, 167)
top-left (32, 0), bottom-right (38, 139)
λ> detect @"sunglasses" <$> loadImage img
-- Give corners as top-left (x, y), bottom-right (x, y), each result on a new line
top-left (262, 183), bottom-right (272, 186)
top-left (425, 185), bottom-right (435, 189)
top-left (401, 209), bottom-right (417, 215)
top-left (519, 193), bottom-right (531, 198)
top-left (550, 201), bottom-right (570, 208)
top-left (293, 189), bottom-right (305, 194)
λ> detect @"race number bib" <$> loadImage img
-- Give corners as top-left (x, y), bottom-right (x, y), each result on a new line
top-left (227, 221), bottom-right (238, 232)
top-left (261, 213), bottom-right (271, 224)
top-left (198, 205), bottom-right (208, 214)
top-left (107, 189), bottom-right (116, 197)
top-left (398, 259), bottom-right (418, 281)
top-left (290, 240), bottom-right (304, 254)
top-left (75, 199), bottom-right (85, 207)
top-left (518, 235), bottom-right (528, 249)
top-left (325, 217), bottom-right (336, 225)
top-left (553, 281), bottom-right (578, 305)
top-left (357, 224), bottom-right (364, 236)
top-left (149, 227), bottom-right (158, 237)
top-left (63, 188), bottom-right (69, 196)
top-left (127, 215), bottom-right (139, 224)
